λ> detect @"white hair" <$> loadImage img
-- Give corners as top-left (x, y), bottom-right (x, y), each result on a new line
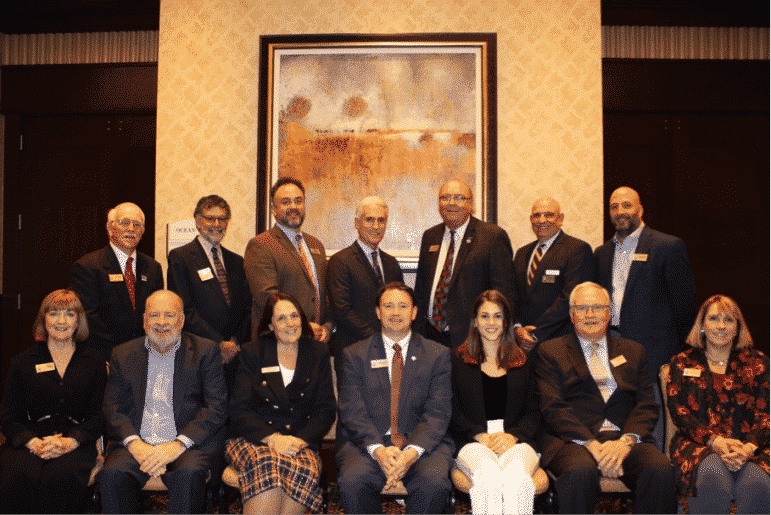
top-left (569, 281), bottom-right (610, 307)
top-left (354, 196), bottom-right (388, 220)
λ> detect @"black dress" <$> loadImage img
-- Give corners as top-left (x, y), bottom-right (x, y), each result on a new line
top-left (0, 343), bottom-right (106, 514)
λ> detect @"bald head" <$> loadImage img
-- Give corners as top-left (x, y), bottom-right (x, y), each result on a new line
top-left (438, 178), bottom-right (473, 230)
top-left (609, 186), bottom-right (643, 239)
top-left (143, 290), bottom-right (184, 352)
top-left (530, 197), bottom-right (564, 242)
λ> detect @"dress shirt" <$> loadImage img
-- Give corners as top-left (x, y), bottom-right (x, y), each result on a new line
top-left (109, 242), bottom-right (137, 277)
top-left (196, 235), bottom-right (226, 274)
top-left (527, 229), bottom-right (561, 271)
top-left (356, 239), bottom-right (383, 279)
top-left (366, 332), bottom-right (425, 458)
top-left (277, 223), bottom-right (319, 286)
top-left (610, 223), bottom-right (644, 326)
top-left (123, 337), bottom-right (193, 449)
top-left (427, 217), bottom-right (470, 322)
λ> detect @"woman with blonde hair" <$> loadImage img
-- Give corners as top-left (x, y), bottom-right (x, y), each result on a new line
top-left (0, 290), bottom-right (106, 513)
top-left (667, 294), bottom-right (769, 513)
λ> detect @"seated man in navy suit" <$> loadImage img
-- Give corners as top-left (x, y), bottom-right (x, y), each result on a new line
top-left (336, 282), bottom-right (453, 514)
top-left (98, 290), bottom-right (227, 514)
top-left (536, 282), bottom-right (676, 514)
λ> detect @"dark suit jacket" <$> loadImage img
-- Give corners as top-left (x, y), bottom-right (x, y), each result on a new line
top-left (536, 334), bottom-right (658, 468)
top-left (594, 225), bottom-right (699, 381)
top-left (327, 242), bottom-right (404, 352)
top-left (244, 225), bottom-right (331, 340)
top-left (227, 336), bottom-right (336, 452)
top-left (167, 238), bottom-right (252, 345)
top-left (70, 245), bottom-right (164, 362)
top-left (449, 347), bottom-right (540, 453)
top-left (102, 332), bottom-right (228, 452)
top-left (337, 332), bottom-right (453, 455)
top-left (413, 217), bottom-right (516, 348)
top-left (513, 231), bottom-right (594, 343)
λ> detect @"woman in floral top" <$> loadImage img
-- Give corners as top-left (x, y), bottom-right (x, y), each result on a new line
top-left (667, 294), bottom-right (769, 513)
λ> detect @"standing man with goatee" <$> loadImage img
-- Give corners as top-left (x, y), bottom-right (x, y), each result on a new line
top-left (70, 202), bottom-right (164, 363)
top-left (594, 186), bottom-right (698, 449)
top-left (244, 178), bottom-right (332, 343)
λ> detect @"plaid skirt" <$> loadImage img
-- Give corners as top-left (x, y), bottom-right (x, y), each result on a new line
top-left (225, 437), bottom-right (323, 511)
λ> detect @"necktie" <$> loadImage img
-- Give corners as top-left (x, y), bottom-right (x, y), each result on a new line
top-left (371, 250), bottom-right (384, 286)
top-left (527, 243), bottom-right (545, 286)
top-left (432, 230), bottom-right (455, 332)
top-left (390, 343), bottom-right (406, 449)
top-left (211, 247), bottom-right (230, 304)
top-left (125, 256), bottom-right (136, 310)
top-left (590, 342), bottom-right (612, 402)
top-left (295, 234), bottom-right (321, 323)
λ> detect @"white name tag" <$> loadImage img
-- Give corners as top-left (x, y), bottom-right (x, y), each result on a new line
top-left (261, 366), bottom-right (280, 374)
top-left (486, 419), bottom-right (504, 433)
top-left (310, 248), bottom-right (320, 255)
top-left (544, 269), bottom-right (560, 276)
top-left (633, 253), bottom-right (648, 262)
top-left (109, 274), bottom-right (124, 282)
top-left (36, 362), bottom-right (56, 373)
top-left (197, 267), bottom-right (214, 281)
top-left (371, 359), bottom-right (388, 369)
top-left (429, 244), bottom-right (440, 252)
top-left (683, 367), bottom-right (702, 378)
top-left (610, 355), bottom-right (627, 367)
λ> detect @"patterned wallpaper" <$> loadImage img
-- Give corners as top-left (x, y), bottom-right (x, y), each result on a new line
top-left (155, 0), bottom-right (603, 271)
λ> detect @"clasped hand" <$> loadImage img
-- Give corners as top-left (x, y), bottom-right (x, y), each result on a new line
top-left (27, 433), bottom-right (79, 460)
top-left (127, 439), bottom-right (185, 478)
top-left (374, 446), bottom-right (419, 490)
top-left (475, 432), bottom-right (518, 454)
top-left (267, 434), bottom-right (307, 457)
top-left (587, 439), bottom-right (631, 478)
top-left (711, 436), bottom-right (754, 472)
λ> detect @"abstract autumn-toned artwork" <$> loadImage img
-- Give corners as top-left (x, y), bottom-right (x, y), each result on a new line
top-left (257, 34), bottom-right (497, 260)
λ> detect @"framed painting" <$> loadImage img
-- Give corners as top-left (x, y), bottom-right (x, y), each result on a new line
top-left (257, 33), bottom-right (497, 268)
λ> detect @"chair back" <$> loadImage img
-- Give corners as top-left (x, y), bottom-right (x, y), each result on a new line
top-left (659, 363), bottom-right (675, 459)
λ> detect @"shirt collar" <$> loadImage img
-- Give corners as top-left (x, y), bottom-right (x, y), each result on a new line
top-left (144, 336), bottom-right (182, 358)
top-left (382, 331), bottom-right (411, 352)
top-left (357, 238), bottom-right (378, 254)
top-left (577, 334), bottom-right (608, 353)
top-left (197, 234), bottom-right (218, 256)
top-left (537, 229), bottom-right (561, 251)
top-left (110, 242), bottom-right (137, 264)
top-left (444, 216), bottom-right (470, 240)
top-left (276, 222), bottom-right (302, 243)
top-left (612, 222), bottom-right (645, 245)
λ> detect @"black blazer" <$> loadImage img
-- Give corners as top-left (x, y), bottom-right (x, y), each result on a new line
top-left (227, 337), bottom-right (336, 451)
top-left (167, 238), bottom-right (252, 345)
top-left (102, 332), bottom-right (228, 450)
top-left (449, 347), bottom-right (540, 454)
top-left (413, 216), bottom-right (516, 348)
top-left (535, 334), bottom-right (658, 467)
top-left (70, 245), bottom-right (164, 362)
top-left (513, 231), bottom-right (594, 343)
top-left (327, 242), bottom-right (404, 352)
top-left (594, 225), bottom-right (698, 381)
top-left (0, 343), bottom-right (106, 448)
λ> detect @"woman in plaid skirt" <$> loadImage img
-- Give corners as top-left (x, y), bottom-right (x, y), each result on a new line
top-left (226, 292), bottom-right (336, 514)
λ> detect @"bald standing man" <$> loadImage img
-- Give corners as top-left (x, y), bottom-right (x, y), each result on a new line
top-left (70, 202), bottom-right (164, 362)
top-left (513, 197), bottom-right (593, 351)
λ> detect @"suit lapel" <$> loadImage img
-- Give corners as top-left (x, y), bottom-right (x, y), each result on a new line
top-left (606, 337), bottom-right (629, 391)
top-left (449, 217), bottom-right (477, 289)
top-left (623, 226), bottom-right (652, 303)
top-left (193, 239), bottom-right (228, 305)
top-left (353, 242), bottom-right (380, 285)
top-left (565, 334), bottom-right (600, 395)
top-left (399, 334), bottom-right (424, 410)
top-left (272, 225), bottom-right (314, 288)
top-left (104, 246), bottom-right (134, 309)
top-left (135, 343), bottom-right (150, 422)
top-left (368, 334), bottom-right (390, 401)
top-left (528, 231), bottom-right (565, 293)
top-left (290, 339), bottom-right (312, 392)
top-left (522, 240), bottom-right (539, 294)
top-left (263, 339), bottom-right (289, 401)
top-left (425, 226), bottom-right (444, 282)
top-left (172, 335), bottom-right (190, 419)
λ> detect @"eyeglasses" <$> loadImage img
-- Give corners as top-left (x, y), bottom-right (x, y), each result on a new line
top-left (530, 212), bottom-right (558, 221)
top-left (571, 304), bottom-right (610, 315)
top-left (439, 195), bottom-right (472, 203)
top-left (114, 219), bottom-right (145, 229)
top-left (200, 215), bottom-right (230, 223)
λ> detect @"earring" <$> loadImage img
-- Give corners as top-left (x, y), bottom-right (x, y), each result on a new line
top-left (700, 329), bottom-right (705, 335)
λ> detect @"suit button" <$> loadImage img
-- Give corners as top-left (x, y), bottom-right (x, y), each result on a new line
top-left (300, 393), bottom-right (304, 397)
top-left (307, 415), bottom-right (311, 419)
top-left (273, 405), bottom-right (279, 409)
top-left (290, 408), bottom-right (294, 412)
top-left (306, 378), bottom-right (310, 383)
top-left (285, 424), bottom-right (291, 429)
top-left (265, 398), bottom-right (270, 402)
top-left (262, 381), bottom-right (267, 386)
top-left (268, 421), bottom-right (273, 425)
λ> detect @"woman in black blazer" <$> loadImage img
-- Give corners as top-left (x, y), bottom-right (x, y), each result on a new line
top-left (225, 292), bottom-right (336, 515)
top-left (450, 290), bottom-right (541, 515)
top-left (0, 290), bottom-right (106, 514)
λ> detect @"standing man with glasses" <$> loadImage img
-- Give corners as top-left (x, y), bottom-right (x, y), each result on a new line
top-left (167, 195), bottom-right (252, 368)
top-left (244, 177), bottom-right (332, 343)
top-left (594, 186), bottom-right (698, 449)
top-left (414, 178), bottom-right (516, 348)
top-left (328, 196), bottom-right (404, 383)
top-left (536, 282), bottom-right (676, 514)
top-left (513, 197), bottom-right (593, 352)
top-left (70, 202), bottom-right (164, 363)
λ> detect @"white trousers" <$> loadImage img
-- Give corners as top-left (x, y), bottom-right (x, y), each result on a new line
top-left (455, 442), bottom-right (539, 515)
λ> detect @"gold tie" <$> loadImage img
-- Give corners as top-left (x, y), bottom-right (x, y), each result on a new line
top-left (528, 243), bottom-right (544, 286)
top-left (295, 234), bottom-right (320, 323)
top-left (390, 343), bottom-right (406, 449)
top-left (590, 342), bottom-right (612, 402)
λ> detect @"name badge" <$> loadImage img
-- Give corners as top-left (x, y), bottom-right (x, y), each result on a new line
top-left (429, 244), bottom-right (440, 252)
top-left (36, 362), bottom-right (56, 373)
top-left (542, 275), bottom-right (556, 284)
top-left (109, 274), bottom-right (124, 282)
top-left (197, 267), bottom-right (214, 281)
top-left (310, 248), bottom-right (320, 255)
top-left (610, 355), bottom-right (627, 367)
top-left (544, 269), bottom-right (560, 276)
top-left (632, 253), bottom-right (648, 262)
top-left (465, 238), bottom-right (472, 244)
top-left (371, 359), bottom-right (388, 369)
top-left (596, 378), bottom-right (608, 387)
top-left (683, 367), bottom-right (702, 378)
top-left (261, 366), bottom-right (280, 374)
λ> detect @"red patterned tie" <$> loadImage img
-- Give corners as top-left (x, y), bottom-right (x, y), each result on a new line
top-left (125, 256), bottom-right (136, 310)
top-left (390, 343), bottom-right (406, 449)
top-left (295, 234), bottom-right (321, 323)
top-left (211, 246), bottom-right (230, 304)
top-left (432, 230), bottom-right (455, 332)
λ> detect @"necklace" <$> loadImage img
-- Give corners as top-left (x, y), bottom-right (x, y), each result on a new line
top-left (706, 351), bottom-right (728, 367)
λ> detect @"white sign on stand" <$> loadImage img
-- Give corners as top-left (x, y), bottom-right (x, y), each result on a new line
top-left (167, 220), bottom-right (198, 256)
